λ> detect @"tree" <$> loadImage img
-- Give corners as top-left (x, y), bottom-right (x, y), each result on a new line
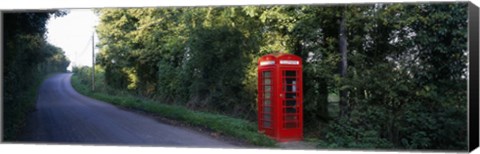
top-left (3, 11), bottom-right (69, 140)
top-left (338, 5), bottom-right (349, 118)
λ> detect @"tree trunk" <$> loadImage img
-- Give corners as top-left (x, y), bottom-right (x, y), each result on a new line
top-left (338, 7), bottom-right (349, 118)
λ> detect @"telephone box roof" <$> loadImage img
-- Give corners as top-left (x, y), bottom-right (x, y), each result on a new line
top-left (259, 53), bottom-right (302, 63)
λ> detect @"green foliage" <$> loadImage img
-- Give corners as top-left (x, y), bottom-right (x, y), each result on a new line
top-left (183, 26), bottom-right (256, 117)
top-left (3, 11), bottom-right (70, 140)
top-left (318, 118), bottom-right (394, 149)
top-left (95, 7), bottom-right (264, 120)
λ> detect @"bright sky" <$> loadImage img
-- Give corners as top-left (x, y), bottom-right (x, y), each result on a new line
top-left (46, 9), bottom-right (100, 71)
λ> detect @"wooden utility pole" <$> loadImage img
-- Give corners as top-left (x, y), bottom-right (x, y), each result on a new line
top-left (92, 32), bottom-right (95, 91)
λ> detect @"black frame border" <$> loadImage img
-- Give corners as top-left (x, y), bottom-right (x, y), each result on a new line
top-left (468, 2), bottom-right (479, 152)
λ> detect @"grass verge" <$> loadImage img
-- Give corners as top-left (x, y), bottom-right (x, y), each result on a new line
top-left (70, 74), bottom-right (276, 147)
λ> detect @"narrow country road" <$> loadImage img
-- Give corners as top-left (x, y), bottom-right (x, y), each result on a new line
top-left (19, 73), bottom-right (235, 148)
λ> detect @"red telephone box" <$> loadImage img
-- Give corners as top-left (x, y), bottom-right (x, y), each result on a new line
top-left (257, 53), bottom-right (303, 142)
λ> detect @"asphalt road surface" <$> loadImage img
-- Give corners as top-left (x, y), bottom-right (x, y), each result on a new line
top-left (19, 73), bottom-right (235, 148)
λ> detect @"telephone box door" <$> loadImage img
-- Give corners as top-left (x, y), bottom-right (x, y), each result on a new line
top-left (279, 68), bottom-right (303, 140)
top-left (259, 69), bottom-right (275, 136)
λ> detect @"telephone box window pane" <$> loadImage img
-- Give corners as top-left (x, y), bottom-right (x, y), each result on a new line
top-left (285, 115), bottom-right (297, 120)
top-left (264, 78), bottom-right (271, 85)
top-left (263, 71), bottom-right (271, 77)
top-left (285, 122), bottom-right (297, 128)
top-left (264, 121), bottom-right (271, 128)
top-left (286, 93), bottom-right (296, 99)
top-left (286, 85), bottom-right (296, 92)
top-left (286, 107), bottom-right (296, 113)
top-left (285, 71), bottom-right (296, 77)
top-left (264, 93), bottom-right (271, 99)
top-left (263, 114), bottom-right (271, 120)
top-left (264, 107), bottom-right (271, 113)
top-left (264, 99), bottom-right (271, 105)
top-left (285, 78), bottom-right (296, 85)
top-left (285, 100), bottom-right (296, 107)
top-left (264, 86), bottom-right (271, 92)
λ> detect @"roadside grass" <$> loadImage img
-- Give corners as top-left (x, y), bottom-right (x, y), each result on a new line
top-left (70, 74), bottom-right (277, 147)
